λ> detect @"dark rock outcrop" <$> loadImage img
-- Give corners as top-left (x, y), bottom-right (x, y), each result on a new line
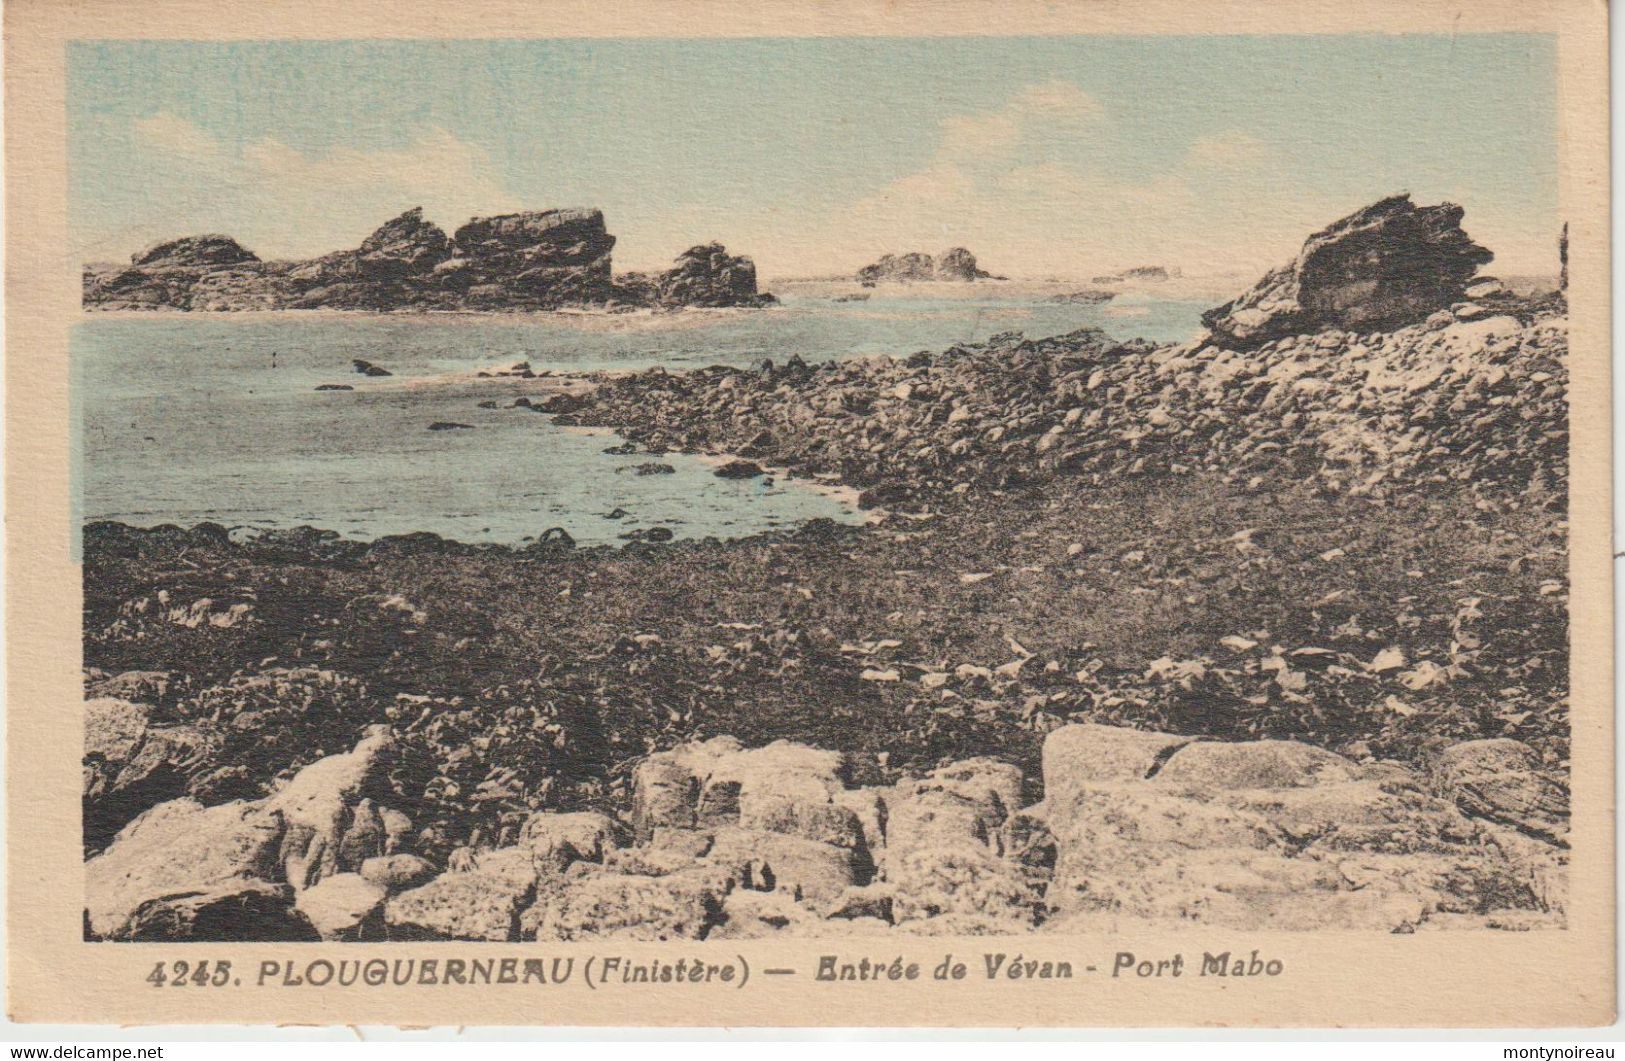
top-left (85, 235), bottom-right (283, 311)
top-left (655, 243), bottom-right (773, 307)
top-left (354, 207), bottom-right (453, 281)
top-left (83, 207), bottom-right (772, 313)
top-left (932, 247), bottom-right (987, 281)
top-left (856, 248), bottom-right (992, 283)
top-left (451, 208), bottom-right (616, 308)
top-left (134, 235), bottom-right (259, 268)
top-left (1203, 195), bottom-right (1493, 348)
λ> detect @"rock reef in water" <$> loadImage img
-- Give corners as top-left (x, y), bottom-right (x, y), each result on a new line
top-left (1202, 194), bottom-right (1494, 349)
top-left (82, 207), bottom-right (773, 312)
top-left (856, 247), bottom-right (993, 283)
top-left (1092, 266), bottom-right (1173, 285)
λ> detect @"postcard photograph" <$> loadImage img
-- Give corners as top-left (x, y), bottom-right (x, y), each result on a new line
top-left (4, 0), bottom-right (1613, 1029)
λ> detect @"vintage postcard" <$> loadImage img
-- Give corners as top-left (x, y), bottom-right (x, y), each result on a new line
top-left (4, 0), bottom-right (1613, 1029)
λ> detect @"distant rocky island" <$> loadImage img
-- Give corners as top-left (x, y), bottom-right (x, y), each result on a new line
top-left (81, 207), bottom-right (776, 312)
top-left (855, 247), bottom-right (998, 283)
top-left (1091, 265), bottom-right (1175, 285)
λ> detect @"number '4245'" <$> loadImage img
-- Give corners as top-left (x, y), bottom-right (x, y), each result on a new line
top-left (146, 960), bottom-right (234, 987)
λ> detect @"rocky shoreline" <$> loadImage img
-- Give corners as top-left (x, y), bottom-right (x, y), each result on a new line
top-left (82, 196), bottom-right (1571, 939)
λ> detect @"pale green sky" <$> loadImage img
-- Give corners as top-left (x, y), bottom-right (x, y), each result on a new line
top-left (69, 35), bottom-right (1559, 279)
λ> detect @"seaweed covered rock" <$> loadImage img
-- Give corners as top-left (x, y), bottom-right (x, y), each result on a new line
top-left (1203, 195), bottom-right (1494, 348)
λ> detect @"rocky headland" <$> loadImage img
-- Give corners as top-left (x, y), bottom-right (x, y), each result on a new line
top-left (82, 196), bottom-right (1569, 939)
top-left (81, 208), bottom-right (775, 313)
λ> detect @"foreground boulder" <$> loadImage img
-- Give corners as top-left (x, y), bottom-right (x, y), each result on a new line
top-left (1433, 739), bottom-right (1569, 846)
top-left (1203, 195), bottom-right (1494, 348)
top-left (384, 848), bottom-right (538, 941)
top-left (267, 725), bottom-right (406, 888)
top-left (85, 728), bottom-right (418, 940)
top-left (84, 798), bottom-right (290, 939)
top-left (1041, 723), bottom-right (1563, 932)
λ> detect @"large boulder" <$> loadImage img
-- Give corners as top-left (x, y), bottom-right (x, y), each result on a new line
top-left (84, 726), bottom-right (415, 938)
top-left (880, 758), bottom-right (1037, 927)
top-left (519, 811), bottom-right (620, 873)
top-left (525, 864), bottom-right (733, 941)
top-left (1153, 739), bottom-right (1361, 791)
top-left (294, 872), bottom-right (388, 941)
top-left (267, 725), bottom-right (405, 888)
top-left (706, 827), bottom-right (857, 905)
top-left (1039, 723), bottom-right (1557, 931)
top-left (1203, 195), bottom-right (1494, 348)
top-left (1433, 739), bottom-right (1569, 845)
top-left (383, 848), bottom-right (538, 941)
top-left (84, 798), bottom-right (287, 939)
top-left (116, 883), bottom-right (315, 942)
top-left (630, 737), bottom-right (845, 839)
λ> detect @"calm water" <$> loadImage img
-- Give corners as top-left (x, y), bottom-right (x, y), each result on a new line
top-left (75, 289), bottom-right (1210, 546)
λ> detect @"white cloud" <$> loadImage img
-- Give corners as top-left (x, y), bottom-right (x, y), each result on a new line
top-left (103, 114), bottom-right (518, 259)
top-left (939, 80), bottom-right (1103, 156)
top-left (1187, 130), bottom-right (1267, 168)
top-left (786, 86), bottom-right (1325, 279)
top-left (133, 111), bottom-right (224, 161)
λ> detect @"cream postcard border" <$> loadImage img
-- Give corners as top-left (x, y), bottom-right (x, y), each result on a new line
top-left (5, 0), bottom-right (1613, 1028)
